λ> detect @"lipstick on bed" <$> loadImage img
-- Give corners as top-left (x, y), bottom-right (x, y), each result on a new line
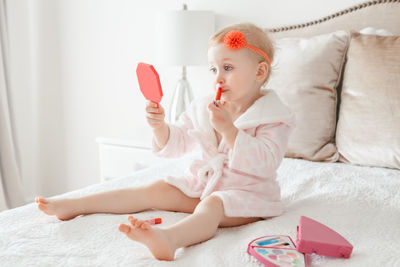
top-left (214, 87), bottom-right (222, 106)
top-left (145, 218), bottom-right (162, 225)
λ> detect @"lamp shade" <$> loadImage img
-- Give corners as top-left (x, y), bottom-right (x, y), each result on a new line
top-left (156, 9), bottom-right (215, 66)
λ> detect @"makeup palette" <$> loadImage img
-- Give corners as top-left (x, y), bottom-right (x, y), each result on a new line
top-left (247, 216), bottom-right (353, 266)
top-left (247, 235), bottom-right (307, 267)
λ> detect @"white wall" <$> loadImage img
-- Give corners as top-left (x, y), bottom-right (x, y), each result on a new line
top-left (7, 0), bottom-right (364, 201)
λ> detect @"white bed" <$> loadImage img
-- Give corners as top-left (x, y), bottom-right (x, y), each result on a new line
top-left (1, 1), bottom-right (400, 266)
top-left (1, 155), bottom-right (399, 266)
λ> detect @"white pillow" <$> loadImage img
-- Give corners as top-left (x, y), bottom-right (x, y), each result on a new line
top-left (359, 27), bottom-right (394, 36)
top-left (267, 30), bottom-right (350, 162)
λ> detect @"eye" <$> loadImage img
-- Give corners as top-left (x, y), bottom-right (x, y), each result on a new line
top-left (224, 65), bottom-right (233, 71)
top-left (209, 67), bottom-right (217, 74)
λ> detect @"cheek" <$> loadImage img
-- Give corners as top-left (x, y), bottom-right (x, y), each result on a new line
top-left (230, 74), bottom-right (248, 87)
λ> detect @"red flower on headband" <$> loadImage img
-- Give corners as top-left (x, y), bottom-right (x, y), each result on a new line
top-left (220, 30), bottom-right (272, 65)
top-left (222, 30), bottom-right (247, 50)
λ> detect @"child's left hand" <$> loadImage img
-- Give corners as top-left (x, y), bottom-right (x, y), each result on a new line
top-left (207, 100), bottom-right (235, 136)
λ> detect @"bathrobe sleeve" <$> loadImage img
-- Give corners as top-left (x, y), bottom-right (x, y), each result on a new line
top-left (228, 121), bottom-right (295, 177)
top-left (152, 111), bottom-right (198, 158)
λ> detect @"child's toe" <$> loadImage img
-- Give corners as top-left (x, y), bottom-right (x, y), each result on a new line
top-left (37, 197), bottom-right (47, 204)
top-left (118, 224), bottom-right (131, 233)
top-left (129, 217), bottom-right (138, 226)
top-left (135, 220), bottom-right (144, 228)
top-left (38, 203), bottom-right (46, 211)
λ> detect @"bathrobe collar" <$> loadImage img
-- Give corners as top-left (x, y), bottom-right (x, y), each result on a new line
top-left (233, 89), bottom-right (293, 129)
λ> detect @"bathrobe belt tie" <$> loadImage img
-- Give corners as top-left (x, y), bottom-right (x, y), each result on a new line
top-left (198, 153), bottom-right (226, 199)
top-left (188, 129), bottom-right (227, 199)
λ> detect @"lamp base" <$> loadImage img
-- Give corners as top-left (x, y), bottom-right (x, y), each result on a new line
top-left (168, 66), bottom-right (194, 123)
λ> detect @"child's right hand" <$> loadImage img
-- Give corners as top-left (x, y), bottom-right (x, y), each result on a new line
top-left (145, 101), bottom-right (166, 130)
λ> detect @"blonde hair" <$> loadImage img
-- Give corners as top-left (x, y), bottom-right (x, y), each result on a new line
top-left (209, 23), bottom-right (274, 85)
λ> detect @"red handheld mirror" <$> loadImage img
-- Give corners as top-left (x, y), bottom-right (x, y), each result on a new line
top-left (136, 62), bottom-right (163, 104)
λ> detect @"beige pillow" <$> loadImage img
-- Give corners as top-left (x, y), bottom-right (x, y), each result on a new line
top-left (336, 32), bottom-right (400, 169)
top-left (267, 31), bottom-right (349, 162)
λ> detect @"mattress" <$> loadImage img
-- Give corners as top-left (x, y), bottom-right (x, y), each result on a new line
top-left (0, 156), bottom-right (399, 266)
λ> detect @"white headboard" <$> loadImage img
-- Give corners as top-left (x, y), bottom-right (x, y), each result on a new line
top-left (267, 0), bottom-right (400, 38)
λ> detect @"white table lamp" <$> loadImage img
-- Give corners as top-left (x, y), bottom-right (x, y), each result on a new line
top-left (156, 5), bottom-right (214, 123)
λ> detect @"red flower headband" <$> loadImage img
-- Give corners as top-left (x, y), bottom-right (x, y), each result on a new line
top-left (221, 30), bottom-right (271, 65)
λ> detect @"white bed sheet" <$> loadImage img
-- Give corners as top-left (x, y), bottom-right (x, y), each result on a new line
top-left (0, 156), bottom-right (399, 267)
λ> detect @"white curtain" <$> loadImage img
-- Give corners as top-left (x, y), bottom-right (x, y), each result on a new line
top-left (0, 0), bottom-right (25, 211)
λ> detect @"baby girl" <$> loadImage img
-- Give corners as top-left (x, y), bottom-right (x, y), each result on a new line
top-left (36, 22), bottom-right (295, 261)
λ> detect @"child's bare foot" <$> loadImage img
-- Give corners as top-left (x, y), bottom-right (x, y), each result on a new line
top-left (35, 197), bottom-right (82, 221)
top-left (118, 216), bottom-right (175, 261)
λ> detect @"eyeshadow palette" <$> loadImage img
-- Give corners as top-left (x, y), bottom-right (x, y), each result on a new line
top-left (247, 216), bottom-right (353, 266)
top-left (247, 235), bottom-right (307, 267)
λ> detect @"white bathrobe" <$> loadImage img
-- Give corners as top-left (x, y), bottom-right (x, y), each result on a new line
top-left (153, 89), bottom-right (296, 217)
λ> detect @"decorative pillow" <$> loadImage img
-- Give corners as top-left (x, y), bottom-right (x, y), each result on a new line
top-left (359, 27), bottom-right (394, 36)
top-left (266, 31), bottom-right (349, 162)
top-left (336, 32), bottom-right (400, 169)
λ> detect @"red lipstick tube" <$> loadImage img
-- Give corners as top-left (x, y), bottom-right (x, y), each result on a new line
top-left (214, 87), bottom-right (222, 106)
top-left (145, 218), bottom-right (162, 225)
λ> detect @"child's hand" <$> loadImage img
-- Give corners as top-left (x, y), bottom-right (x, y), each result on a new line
top-left (145, 101), bottom-right (166, 130)
top-left (207, 100), bottom-right (235, 136)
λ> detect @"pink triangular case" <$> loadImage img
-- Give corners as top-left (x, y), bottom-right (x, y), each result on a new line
top-left (296, 216), bottom-right (353, 258)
